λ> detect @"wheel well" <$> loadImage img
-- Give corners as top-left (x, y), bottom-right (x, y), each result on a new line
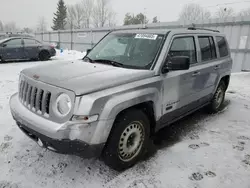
top-left (115, 101), bottom-right (156, 136)
top-left (39, 50), bottom-right (49, 54)
top-left (220, 75), bottom-right (230, 90)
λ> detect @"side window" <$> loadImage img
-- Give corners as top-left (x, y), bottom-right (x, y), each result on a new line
top-left (216, 36), bottom-right (229, 57)
top-left (168, 36), bottom-right (197, 64)
top-left (23, 39), bottom-right (36, 45)
top-left (4, 39), bottom-right (22, 47)
top-left (209, 37), bottom-right (216, 58)
top-left (198, 36), bottom-right (217, 61)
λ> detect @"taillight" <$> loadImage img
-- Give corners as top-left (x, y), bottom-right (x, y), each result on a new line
top-left (50, 43), bottom-right (56, 48)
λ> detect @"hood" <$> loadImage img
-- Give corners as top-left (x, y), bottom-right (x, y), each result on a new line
top-left (22, 60), bottom-right (155, 95)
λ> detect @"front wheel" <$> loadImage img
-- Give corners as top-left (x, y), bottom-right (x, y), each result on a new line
top-left (102, 109), bottom-right (150, 171)
top-left (206, 81), bottom-right (226, 113)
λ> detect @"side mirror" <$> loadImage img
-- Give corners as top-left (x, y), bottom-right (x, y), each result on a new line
top-left (1, 43), bottom-right (7, 47)
top-left (162, 56), bottom-right (190, 73)
top-left (86, 49), bottom-right (92, 54)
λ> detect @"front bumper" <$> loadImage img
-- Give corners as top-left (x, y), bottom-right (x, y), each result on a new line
top-left (10, 93), bottom-right (105, 158)
top-left (16, 121), bottom-right (104, 157)
top-left (49, 48), bottom-right (56, 57)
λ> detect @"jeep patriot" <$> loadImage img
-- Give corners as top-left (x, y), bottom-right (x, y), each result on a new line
top-left (10, 27), bottom-right (232, 171)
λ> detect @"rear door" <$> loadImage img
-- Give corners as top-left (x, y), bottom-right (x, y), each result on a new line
top-left (193, 35), bottom-right (219, 99)
top-left (23, 38), bottom-right (40, 59)
top-left (1, 38), bottom-right (24, 60)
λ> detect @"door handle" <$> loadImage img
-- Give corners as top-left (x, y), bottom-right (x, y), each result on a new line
top-left (214, 65), bottom-right (220, 70)
top-left (192, 72), bottom-right (200, 77)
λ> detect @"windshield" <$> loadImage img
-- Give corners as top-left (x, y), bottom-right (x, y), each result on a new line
top-left (85, 33), bottom-right (164, 69)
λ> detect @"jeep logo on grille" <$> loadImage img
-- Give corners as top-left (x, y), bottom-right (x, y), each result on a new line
top-left (33, 74), bottom-right (39, 80)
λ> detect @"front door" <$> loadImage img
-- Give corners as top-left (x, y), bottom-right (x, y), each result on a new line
top-left (2, 38), bottom-right (24, 60)
top-left (158, 35), bottom-right (202, 129)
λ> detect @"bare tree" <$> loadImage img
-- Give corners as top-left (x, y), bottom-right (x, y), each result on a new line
top-left (0, 21), bottom-right (4, 31)
top-left (22, 27), bottom-right (33, 34)
top-left (4, 22), bottom-right (17, 32)
top-left (67, 3), bottom-right (85, 29)
top-left (37, 17), bottom-right (47, 32)
top-left (215, 7), bottom-right (234, 19)
top-left (92, 0), bottom-right (111, 27)
top-left (107, 9), bottom-right (117, 27)
top-left (179, 3), bottom-right (211, 23)
top-left (238, 8), bottom-right (250, 17)
top-left (82, 0), bottom-right (94, 28)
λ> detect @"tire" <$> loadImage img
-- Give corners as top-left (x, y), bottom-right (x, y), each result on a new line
top-left (39, 51), bottom-right (50, 61)
top-left (206, 81), bottom-right (226, 113)
top-left (102, 109), bottom-right (150, 171)
top-left (0, 56), bottom-right (4, 63)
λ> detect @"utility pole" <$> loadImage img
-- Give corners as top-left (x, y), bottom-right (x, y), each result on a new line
top-left (143, 8), bottom-right (147, 28)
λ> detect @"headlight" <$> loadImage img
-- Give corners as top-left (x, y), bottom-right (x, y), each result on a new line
top-left (55, 93), bottom-right (72, 116)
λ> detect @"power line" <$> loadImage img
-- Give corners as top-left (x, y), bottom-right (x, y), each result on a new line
top-left (185, 0), bottom-right (209, 4)
top-left (205, 0), bottom-right (250, 8)
top-left (184, 0), bottom-right (250, 7)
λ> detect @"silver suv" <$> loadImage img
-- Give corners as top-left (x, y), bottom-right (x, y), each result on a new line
top-left (10, 27), bottom-right (232, 171)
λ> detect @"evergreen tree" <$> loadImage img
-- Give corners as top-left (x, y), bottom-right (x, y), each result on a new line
top-left (52, 0), bottom-right (67, 30)
top-left (123, 13), bottom-right (148, 25)
top-left (152, 16), bottom-right (158, 23)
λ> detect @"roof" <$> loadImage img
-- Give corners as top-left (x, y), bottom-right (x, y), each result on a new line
top-left (0, 33), bottom-right (34, 41)
top-left (0, 37), bottom-right (38, 44)
top-left (0, 37), bottom-right (21, 42)
top-left (112, 27), bottom-right (223, 35)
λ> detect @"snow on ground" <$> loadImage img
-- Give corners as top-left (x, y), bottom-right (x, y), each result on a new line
top-left (0, 52), bottom-right (250, 188)
top-left (52, 49), bottom-right (86, 61)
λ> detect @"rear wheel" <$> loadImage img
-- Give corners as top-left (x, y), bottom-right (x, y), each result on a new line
top-left (207, 81), bottom-right (226, 113)
top-left (39, 51), bottom-right (50, 61)
top-left (0, 56), bottom-right (4, 63)
top-left (102, 109), bottom-right (150, 171)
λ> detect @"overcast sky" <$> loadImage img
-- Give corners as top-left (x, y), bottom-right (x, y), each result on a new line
top-left (0, 0), bottom-right (250, 30)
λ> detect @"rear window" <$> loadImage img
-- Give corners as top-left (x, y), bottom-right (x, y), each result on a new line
top-left (24, 38), bottom-right (36, 45)
top-left (216, 36), bottom-right (229, 57)
top-left (198, 36), bottom-right (217, 61)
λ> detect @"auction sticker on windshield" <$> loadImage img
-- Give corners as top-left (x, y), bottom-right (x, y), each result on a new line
top-left (135, 34), bottom-right (158, 40)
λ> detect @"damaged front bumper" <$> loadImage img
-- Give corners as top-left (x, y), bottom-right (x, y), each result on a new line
top-left (10, 93), bottom-right (104, 158)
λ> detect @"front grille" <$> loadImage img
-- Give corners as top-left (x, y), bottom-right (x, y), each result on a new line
top-left (19, 79), bottom-right (51, 116)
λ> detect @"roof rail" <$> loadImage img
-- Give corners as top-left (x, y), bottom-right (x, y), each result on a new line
top-left (187, 27), bottom-right (220, 33)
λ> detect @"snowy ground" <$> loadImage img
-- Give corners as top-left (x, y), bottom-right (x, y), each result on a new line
top-left (0, 51), bottom-right (250, 188)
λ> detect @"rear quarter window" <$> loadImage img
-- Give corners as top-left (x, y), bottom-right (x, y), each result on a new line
top-left (216, 36), bottom-right (229, 57)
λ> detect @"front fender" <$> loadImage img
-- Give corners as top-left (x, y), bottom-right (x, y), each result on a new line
top-left (73, 76), bottom-right (163, 144)
top-left (99, 87), bottom-right (160, 121)
top-left (90, 87), bottom-right (161, 144)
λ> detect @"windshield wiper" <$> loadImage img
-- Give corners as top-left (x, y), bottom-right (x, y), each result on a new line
top-left (82, 56), bottom-right (94, 63)
top-left (93, 59), bottom-right (124, 67)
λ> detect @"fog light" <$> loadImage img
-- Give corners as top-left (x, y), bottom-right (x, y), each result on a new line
top-left (71, 114), bottom-right (99, 123)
